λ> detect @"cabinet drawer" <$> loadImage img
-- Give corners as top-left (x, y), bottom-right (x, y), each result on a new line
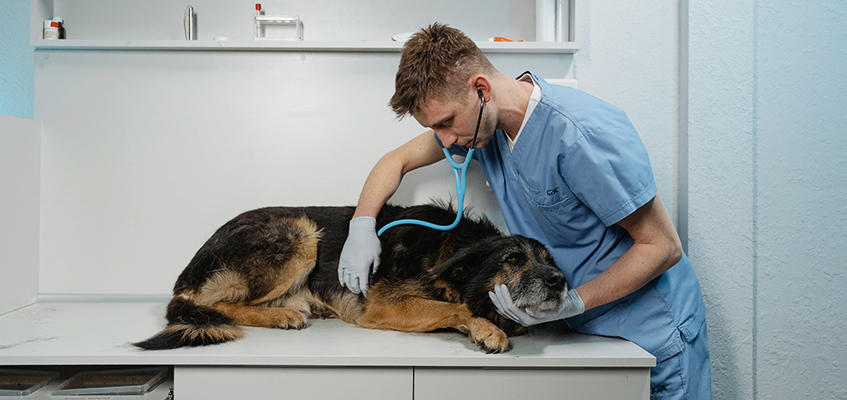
top-left (414, 367), bottom-right (650, 400)
top-left (175, 366), bottom-right (412, 400)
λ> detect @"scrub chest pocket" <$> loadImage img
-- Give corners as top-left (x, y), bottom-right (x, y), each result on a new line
top-left (512, 162), bottom-right (596, 247)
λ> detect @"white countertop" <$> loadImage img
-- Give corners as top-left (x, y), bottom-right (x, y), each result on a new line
top-left (0, 299), bottom-right (654, 368)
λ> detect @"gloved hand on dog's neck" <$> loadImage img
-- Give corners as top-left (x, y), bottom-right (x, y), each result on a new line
top-left (489, 284), bottom-right (585, 326)
top-left (338, 216), bottom-right (381, 297)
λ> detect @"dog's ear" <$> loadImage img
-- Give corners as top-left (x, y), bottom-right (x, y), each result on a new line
top-left (429, 248), bottom-right (474, 277)
top-left (429, 239), bottom-right (492, 279)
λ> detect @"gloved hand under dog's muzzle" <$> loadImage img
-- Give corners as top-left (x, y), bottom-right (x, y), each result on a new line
top-left (489, 284), bottom-right (585, 326)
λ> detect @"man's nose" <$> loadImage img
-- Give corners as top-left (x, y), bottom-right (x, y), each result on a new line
top-left (434, 130), bottom-right (457, 148)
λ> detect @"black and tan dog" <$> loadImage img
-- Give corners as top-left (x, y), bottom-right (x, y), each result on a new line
top-left (134, 203), bottom-right (568, 353)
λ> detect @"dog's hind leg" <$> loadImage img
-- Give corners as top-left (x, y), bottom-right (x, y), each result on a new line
top-left (359, 296), bottom-right (510, 354)
top-left (194, 215), bottom-right (323, 330)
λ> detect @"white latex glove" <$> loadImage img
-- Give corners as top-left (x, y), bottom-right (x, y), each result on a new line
top-left (489, 284), bottom-right (585, 326)
top-left (338, 217), bottom-right (381, 297)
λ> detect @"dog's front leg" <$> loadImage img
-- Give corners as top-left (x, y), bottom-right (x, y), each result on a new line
top-left (359, 296), bottom-right (509, 353)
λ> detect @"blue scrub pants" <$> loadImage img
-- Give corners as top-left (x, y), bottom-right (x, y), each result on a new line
top-left (650, 321), bottom-right (712, 399)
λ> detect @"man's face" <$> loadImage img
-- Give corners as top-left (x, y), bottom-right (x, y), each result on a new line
top-left (413, 91), bottom-right (496, 149)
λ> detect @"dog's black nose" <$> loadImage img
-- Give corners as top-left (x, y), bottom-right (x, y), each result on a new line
top-left (545, 271), bottom-right (566, 291)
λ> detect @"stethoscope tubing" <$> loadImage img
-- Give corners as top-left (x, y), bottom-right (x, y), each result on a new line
top-left (377, 147), bottom-right (474, 236)
top-left (377, 91), bottom-right (485, 237)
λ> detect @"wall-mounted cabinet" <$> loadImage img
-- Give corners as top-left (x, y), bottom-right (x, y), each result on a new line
top-left (31, 0), bottom-right (580, 53)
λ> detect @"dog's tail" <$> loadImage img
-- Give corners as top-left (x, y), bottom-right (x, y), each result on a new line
top-left (134, 294), bottom-right (243, 350)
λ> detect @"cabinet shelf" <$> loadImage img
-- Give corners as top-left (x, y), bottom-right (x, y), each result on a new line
top-left (31, 39), bottom-right (580, 54)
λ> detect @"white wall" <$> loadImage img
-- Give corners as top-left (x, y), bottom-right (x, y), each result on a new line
top-left (0, 114), bottom-right (40, 314)
top-left (689, 1), bottom-right (756, 397)
top-left (31, 1), bottom-right (573, 295)
top-left (753, 1), bottom-right (847, 397)
top-left (689, 0), bottom-right (847, 398)
top-left (573, 1), bottom-right (680, 227)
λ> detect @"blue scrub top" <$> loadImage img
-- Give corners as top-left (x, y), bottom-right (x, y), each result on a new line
top-left (442, 73), bottom-right (706, 362)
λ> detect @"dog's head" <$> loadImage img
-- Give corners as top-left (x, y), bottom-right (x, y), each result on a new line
top-left (429, 235), bottom-right (568, 334)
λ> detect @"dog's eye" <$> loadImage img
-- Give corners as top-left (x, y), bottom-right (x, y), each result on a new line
top-left (504, 254), bottom-right (525, 264)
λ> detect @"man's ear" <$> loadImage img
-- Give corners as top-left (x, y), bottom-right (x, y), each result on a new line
top-left (469, 74), bottom-right (491, 103)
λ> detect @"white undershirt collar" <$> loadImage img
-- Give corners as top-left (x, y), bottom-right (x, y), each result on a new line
top-left (506, 73), bottom-right (542, 153)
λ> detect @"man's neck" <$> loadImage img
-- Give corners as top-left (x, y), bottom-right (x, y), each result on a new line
top-left (496, 76), bottom-right (535, 140)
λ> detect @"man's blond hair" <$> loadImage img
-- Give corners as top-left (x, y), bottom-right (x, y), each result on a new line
top-left (389, 23), bottom-right (496, 118)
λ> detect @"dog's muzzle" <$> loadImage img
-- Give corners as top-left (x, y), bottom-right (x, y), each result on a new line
top-left (513, 266), bottom-right (569, 314)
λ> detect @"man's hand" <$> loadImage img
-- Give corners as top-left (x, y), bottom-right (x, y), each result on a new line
top-left (489, 284), bottom-right (585, 326)
top-left (338, 217), bottom-right (381, 297)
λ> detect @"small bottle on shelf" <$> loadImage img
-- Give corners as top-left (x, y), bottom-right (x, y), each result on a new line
top-left (43, 20), bottom-right (59, 40)
top-left (255, 4), bottom-right (263, 38)
top-left (53, 17), bottom-right (66, 39)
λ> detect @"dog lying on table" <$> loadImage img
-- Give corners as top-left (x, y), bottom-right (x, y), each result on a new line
top-left (134, 203), bottom-right (569, 354)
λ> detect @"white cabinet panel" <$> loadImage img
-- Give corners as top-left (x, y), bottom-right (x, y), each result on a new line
top-left (175, 366), bottom-right (412, 400)
top-left (415, 367), bottom-right (650, 400)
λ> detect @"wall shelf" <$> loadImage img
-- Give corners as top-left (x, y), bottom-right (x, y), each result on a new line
top-left (31, 39), bottom-right (580, 54)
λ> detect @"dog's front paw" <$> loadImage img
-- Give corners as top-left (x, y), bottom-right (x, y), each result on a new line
top-left (273, 309), bottom-right (309, 330)
top-left (467, 318), bottom-right (510, 354)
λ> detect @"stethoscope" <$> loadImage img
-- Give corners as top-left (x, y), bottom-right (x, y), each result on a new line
top-left (378, 89), bottom-right (485, 236)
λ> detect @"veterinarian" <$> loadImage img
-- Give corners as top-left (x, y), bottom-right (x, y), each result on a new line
top-left (338, 24), bottom-right (710, 399)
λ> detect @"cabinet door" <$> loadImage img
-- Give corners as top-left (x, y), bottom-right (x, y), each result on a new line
top-left (414, 367), bottom-right (650, 400)
top-left (175, 366), bottom-right (412, 400)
